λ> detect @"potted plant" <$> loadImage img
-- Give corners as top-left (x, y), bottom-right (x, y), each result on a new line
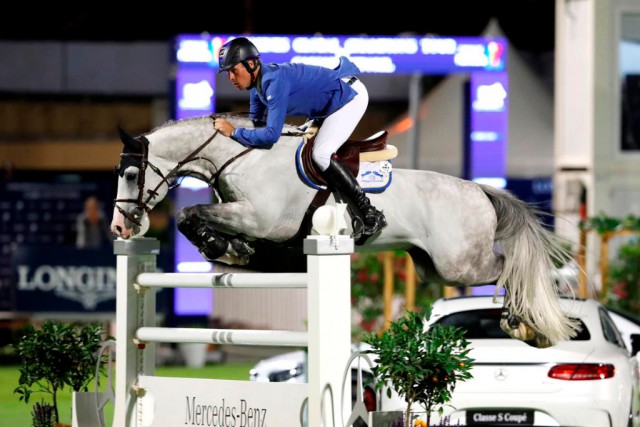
top-left (363, 309), bottom-right (474, 427)
top-left (179, 340), bottom-right (209, 368)
top-left (175, 317), bottom-right (211, 368)
top-left (13, 320), bottom-right (111, 426)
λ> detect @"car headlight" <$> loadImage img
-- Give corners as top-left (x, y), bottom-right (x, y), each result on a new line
top-left (249, 368), bottom-right (258, 381)
top-left (268, 364), bottom-right (304, 382)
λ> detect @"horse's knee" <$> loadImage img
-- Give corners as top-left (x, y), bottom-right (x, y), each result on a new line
top-left (177, 210), bottom-right (199, 238)
top-left (176, 206), bottom-right (194, 228)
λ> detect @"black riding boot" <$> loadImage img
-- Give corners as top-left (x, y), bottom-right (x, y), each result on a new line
top-left (322, 157), bottom-right (387, 240)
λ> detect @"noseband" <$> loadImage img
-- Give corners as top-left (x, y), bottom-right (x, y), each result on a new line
top-left (114, 120), bottom-right (253, 227)
top-left (113, 133), bottom-right (161, 227)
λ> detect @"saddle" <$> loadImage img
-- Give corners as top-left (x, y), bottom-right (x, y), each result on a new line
top-left (298, 125), bottom-right (398, 189)
top-left (286, 125), bottom-right (398, 246)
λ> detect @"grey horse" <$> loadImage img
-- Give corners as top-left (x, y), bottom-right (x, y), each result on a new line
top-left (110, 113), bottom-right (579, 348)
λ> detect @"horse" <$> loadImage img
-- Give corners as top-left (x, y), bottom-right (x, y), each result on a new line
top-left (110, 113), bottom-right (579, 348)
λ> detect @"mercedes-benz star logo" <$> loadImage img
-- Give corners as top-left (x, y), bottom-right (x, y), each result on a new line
top-left (494, 367), bottom-right (508, 381)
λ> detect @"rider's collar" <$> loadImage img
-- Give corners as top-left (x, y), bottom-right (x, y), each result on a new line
top-left (250, 66), bottom-right (262, 92)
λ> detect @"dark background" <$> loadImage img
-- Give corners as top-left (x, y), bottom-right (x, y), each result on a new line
top-left (0, 1), bottom-right (555, 53)
top-left (0, 1), bottom-right (557, 92)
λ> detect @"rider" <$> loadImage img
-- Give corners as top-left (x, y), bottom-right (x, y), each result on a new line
top-left (213, 37), bottom-right (387, 241)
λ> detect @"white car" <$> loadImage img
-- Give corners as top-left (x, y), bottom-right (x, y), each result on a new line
top-left (249, 297), bottom-right (640, 426)
top-left (607, 306), bottom-right (640, 355)
top-left (249, 345), bottom-right (379, 425)
top-left (394, 296), bottom-right (640, 427)
top-left (249, 349), bottom-right (306, 383)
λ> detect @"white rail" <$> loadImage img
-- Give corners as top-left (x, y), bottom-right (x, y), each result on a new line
top-left (136, 271), bottom-right (308, 288)
top-left (136, 326), bottom-right (308, 347)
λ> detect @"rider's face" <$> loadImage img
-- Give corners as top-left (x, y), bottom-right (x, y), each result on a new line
top-left (226, 61), bottom-right (254, 90)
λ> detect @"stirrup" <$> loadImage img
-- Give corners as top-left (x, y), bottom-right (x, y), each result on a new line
top-left (353, 217), bottom-right (386, 246)
top-left (363, 220), bottom-right (386, 237)
top-left (351, 216), bottom-right (365, 242)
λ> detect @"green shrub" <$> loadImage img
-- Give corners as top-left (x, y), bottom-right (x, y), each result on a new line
top-left (364, 309), bottom-right (474, 427)
top-left (607, 239), bottom-right (640, 314)
top-left (13, 321), bottom-right (111, 424)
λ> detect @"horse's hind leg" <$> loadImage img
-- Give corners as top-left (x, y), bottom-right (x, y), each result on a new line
top-left (408, 247), bottom-right (445, 286)
top-left (408, 245), bottom-right (503, 287)
top-left (410, 246), bottom-right (551, 347)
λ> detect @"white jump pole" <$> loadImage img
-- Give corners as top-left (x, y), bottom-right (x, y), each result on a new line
top-left (136, 271), bottom-right (308, 288)
top-left (136, 326), bottom-right (308, 346)
top-left (114, 238), bottom-right (160, 427)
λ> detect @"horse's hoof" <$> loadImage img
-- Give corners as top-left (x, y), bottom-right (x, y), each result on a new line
top-left (524, 335), bottom-right (553, 349)
top-left (198, 238), bottom-right (230, 262)
top-left (198, 249), bottom-right (217, 263)
top-left (230, 238), bottom-right (255, 256)
top-left (500, 318), bottom-right (553, 348)
top-left (501, 309), bottom-right (521, 329)
top-left (500, 318), bottom-right (537, 342)
top-left (215, 253), bottom-right (250, 266)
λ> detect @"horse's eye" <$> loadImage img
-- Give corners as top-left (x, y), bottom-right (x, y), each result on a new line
top-left (125, 173), bottom-right (137, 182)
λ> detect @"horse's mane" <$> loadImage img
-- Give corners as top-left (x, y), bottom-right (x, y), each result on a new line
top-left (148, 113), bottom-right (300, 135)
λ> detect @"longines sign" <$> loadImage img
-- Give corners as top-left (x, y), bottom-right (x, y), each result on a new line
top-left (13, 246), bottom-right (116, 312)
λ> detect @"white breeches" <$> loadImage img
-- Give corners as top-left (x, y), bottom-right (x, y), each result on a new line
top-left (312, 78), bottom-right (369, 171)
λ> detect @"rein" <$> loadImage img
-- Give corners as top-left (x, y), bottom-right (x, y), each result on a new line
top-left (114, 117), bottom-right (253, 226)
top-left (115, 115), bottom-right (310, 228)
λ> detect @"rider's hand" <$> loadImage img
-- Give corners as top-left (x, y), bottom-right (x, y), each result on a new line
top-left (214, 118), bottom-right (236, 138)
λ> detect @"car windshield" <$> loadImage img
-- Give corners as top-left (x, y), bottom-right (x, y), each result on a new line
top-left (435, 308), bottom-right (591, 340)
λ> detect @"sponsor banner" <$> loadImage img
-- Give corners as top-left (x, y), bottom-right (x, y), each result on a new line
top-left (138, 376), bottom-right (307, 427)
top-left (13, 245), bottom-right (117, 312)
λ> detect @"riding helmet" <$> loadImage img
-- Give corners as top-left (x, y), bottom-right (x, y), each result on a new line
top-left (218, 37), bottom-right (260, 72)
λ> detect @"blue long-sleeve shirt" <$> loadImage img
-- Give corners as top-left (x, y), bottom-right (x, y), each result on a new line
top-left (231, 56), bottom-right (361, 147)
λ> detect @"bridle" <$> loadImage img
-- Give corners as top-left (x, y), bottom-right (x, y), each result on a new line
top-left (113, 118), bottom-right (253, 227)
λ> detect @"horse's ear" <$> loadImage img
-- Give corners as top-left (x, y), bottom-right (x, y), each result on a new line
top-left (117, 125), bottom-right (140, 151)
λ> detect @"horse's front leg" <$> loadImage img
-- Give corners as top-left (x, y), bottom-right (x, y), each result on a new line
top-left (176, 203), bottom-right (257, 265)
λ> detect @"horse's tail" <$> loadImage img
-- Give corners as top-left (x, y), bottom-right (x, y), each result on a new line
top-left (480, 184), bottom-right (580, 345)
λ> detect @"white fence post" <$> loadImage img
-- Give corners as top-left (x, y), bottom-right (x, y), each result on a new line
top-left (114, 238), bottom-right (160, 427)
top-left (304, 234), bottom-right (354, 427)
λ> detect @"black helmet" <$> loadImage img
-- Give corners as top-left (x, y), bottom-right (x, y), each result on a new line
top-left (218, 37), bottom-right (260, 72)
